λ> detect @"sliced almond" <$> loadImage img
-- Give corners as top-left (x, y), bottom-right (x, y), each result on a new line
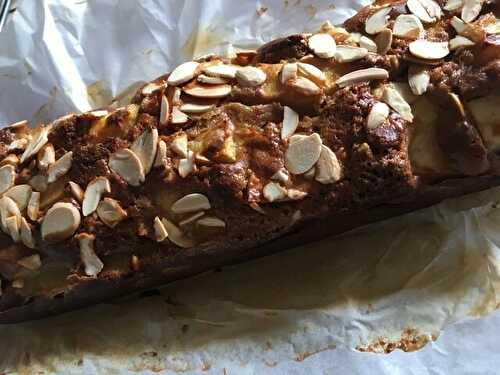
top-left (68, 181), bottom-right (84, 203)
top-left (359, 36), bottom-right (378, 52)
top-left (236, 66), bottom-right (267, 87)
top-left (167, 61), bottom-right (200, 86)
top-left (197, 216), bottom-right (226, 228)
top-left (449, 35), bottom-right (475, 50)
top-left (20, 127), bottom-right (49, 163)
top-left (12, 279), bottom-right (24, 288)
top-left (179, 211), bottom-right (205, 227)
top-left (289, 77), bottom-right (321, 96)
top-left (315, 145), bottom-right (342, 184)
top-left (29, 174), bottom-right (48, 192)
top-left (336, 68), bottom-right (389, 88)
top-left (171, 107), bottom-right (189, 124)
top-left (178, 151), bottom-right (195, 178)
top-left (88, 109), bottom-right (109, 118)
top-left (96, 197), bottom-right (127, 228)
top-left (161, 218), bottom-right (195, 248)
top-left (0, 196), bottom-right (20, 233)
top-left (7, 119), bottom-right (29, 130)
top-left (198, 74), bottom-right (228, 85)
top-left (393, 14), bottom-right (424, 39)
top-left (180, 103), bottom-right (215, 114)
top-left (41, 202), bottom-right (81, 242)
top-left (0, 164), bottom-right (16, 195)
top-left (408, 65), bottom-right (430, 95)
top-left (142, 82), bottom-right (162, 95)
top-left (334, 45), bottom-right (368, 62)
top-left (444, 0), bottom-right (464, 11)
top-left (409, 40), bottom-right (449, 59)
top-left (202, 64), bottom-right (238, 79)
top-left (8, 138), bottom-right (28, 152)
top-left (183, 84), bottom-right (232, 99)
top-left (308, 33), bottom-right (337, 58)
top-left (27, 191), bottom-right (40, 221)
top-left (20, 217), bottom-right (35, 249)
top-left (281, 63), bottom-right (298, 85)
top-left (287, 189), bottom-right (308, 200)
top-left (420, 0), bottom-right (443, 19)
top-left (171, 193), bottom-right (210, 214)
top-left (451, 16), bottom-right (467, 34)
top-left (407, 0), bottom-right (435, 23)
top-left (47, 151), bottom-right (72, 184)
top-left (17, 254), bottom-right (41, 270)
top-left (263, 182), bottom-right (288, 202)
top-left (382, 85), bottom-right (414, 122)
top-left (171, 133), bottom-right (188, 157)
top-left (109, 148), bottom-right (145, 187)
top-left (392, 82), bottom-right (418, 104)
top-left (154, 216), bottom-right (168, 242)
top-left (367, 102), bottom-right (390, 129)
top-left (5, 216), bottom-right (20, 242)
top-left (154, 140), bottom-right (168, 167)
top-left (131, 128), bottom-right (158, 175)
top-left (160, 95), bottom-right (170, 125)
top-left (172, 87), bottom-right (182, 105)
top-left (0, 154), bottom-right (19, 167)
top-left (375, 28), bottom-right (393, 55)
top-left (37, 143), bottom-right (55, 170)
top-left (271, 168), bottom-right (290, 184)
top-left (281, 106), bottom-right (300, 140)
top-left (285, 133), bottom-right (322, 175)
top-left (4, 184), bottom-right (32, 211)
top-left (82, 176), bottom-right (111, 216)
top-left (365, 6), bottom-right (392, 35)
top-left (461, 0), bottom-right (482, 23)
top-left (297, 63), bottom-right (326, 85)
top-left (76, 233), bottom-right (104, 277)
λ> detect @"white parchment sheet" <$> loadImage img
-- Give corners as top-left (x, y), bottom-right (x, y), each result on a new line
top-left (0, 1), bottom-right (500, 374)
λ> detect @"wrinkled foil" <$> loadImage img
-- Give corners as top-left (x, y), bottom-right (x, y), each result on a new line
top-left (1, 0), bottom-right (500, 373)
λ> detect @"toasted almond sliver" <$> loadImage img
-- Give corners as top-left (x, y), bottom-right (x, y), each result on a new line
top-left (167, 61), bottom-right (200, 86)
top-left (68, 181), bottom-right (84, 203)
top-left (285, 133), bottom-right (323, 175)
top-left (393, 14), bottom-right (424, 39)
top-left (171, 107), bottom-right (189, 124)
top-left (461, 0), bottom-right (482, 23)
top-left (315, 145), bottom-right (342, 184)
top-left (198, 74), bottom-right (228, 85)
top-left (8, 138), bottom-right (28, 152)
top-left (160, 95), bottom-right (170, 125)
top-left (451, 16), bottom-right (467, 34)
top-left (0, 196), bottom-right (21, 232)
top-left (444, 0), bottom-right (464, 11)
top-left (0, 165), bottom-right (16, 195)
top-left (289, 77), bottom-right (321, 96)
top-left (420, 0), bottom-right (442, 19)
top-left (154, 140), bottom-right (168, 167)
top-left (179, 211), bottom-right (205, 227)
top-left (27, 191), bottom-right (40, 221)
top-left (336, 68), bottom-right (389, 88)
top-left (408, 66), bottom-right (430, 96)
top-left (375, 28), bottom-right (393, 55)
top-left (197, 216), bottom-right (226, 228)
top-left (20, 127), bottom-right (49, 163)
top-left (449, 35), bottom-right (475, 50)
top-left (20, 217), bottom-right (35, 249)
top-left (409, 40), bottom-right (449, 59)
top-left (365, 6), bottom-right (392, 35)
top-left (47, 151), bottom-right (73, 184)
top-left (202, 64), bottom-right (238, 79)
top-left (131, 128), bottom-right (158, 175)
top-left (178, 151), bottom-right (195, 178)
top-left (37, 143), bottom-right (55, 170)
top-left (297, 63), bottom-right (326, 85)
top-left (154, 216), bottom-right (168, 242)
top-left (382, 85), bottom-right (414, 122)
top-left (367, 102), bottom-right (390, 129)
top-left (17, 254), bottom-right (41, 270)
top-left (281, 63), bottom-right (298, 85)
top-left (172, 87), bottom-right (182, 105)
top-left (96, 197), bottom-right (127, 228)
top-left (41, 202), bottom-right (81, 242)
top-left (161, 218), bottom-right (195, 248)
top-left (29, 174), bottom-right (48, 193)
top-left (76, 233), bottom-right (104, 277)
top-left (180, 103), bottom-right (215, 114)
top-left (171, 193), bottom-right (210, 214)
top-left (183, 84), bottom-right (232, 99)
top-left (263, 182), bottom-right (288, 202)
top-left (0, 154), bottom-right (19, 167)
top-left (235, 66), bottom-right (267, 87)
top-left (392, 82), bottom-right (418, 105)
top-left (4, 184), bottom-right (32, 211)
top-left (334, 45), bottom-right (368, 62)
top-left (359, 36), bottom-right (378, 52)
top-left (308, 33), bottom-right (337, 58)
top-left (142, 82), bottom-right (162, 95)
top-left (287, 189), bottom-right (308, 200)
top-left (171, 133), bottom-right (188, 158)
top-left (271, 168), bottom-right (290, 184)
top-left (88, 109), bottom-right (109, 118)
top-left (5, 216), bottom-right (20, 242)
top-left (407, 0), bottom-right (435, 23)
top-left (82, 176), bottom-right (111, 216)
top-left (109, 148), bottom-right (145, 187)
top-left (281, 106), bottom-right (299, 140)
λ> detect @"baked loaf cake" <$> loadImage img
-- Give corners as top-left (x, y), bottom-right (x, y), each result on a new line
top-left (0, 0), bottom-right (499, 323)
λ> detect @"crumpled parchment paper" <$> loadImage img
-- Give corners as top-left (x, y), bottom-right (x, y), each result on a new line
top-left (1, 1), bottom-right (500, 374)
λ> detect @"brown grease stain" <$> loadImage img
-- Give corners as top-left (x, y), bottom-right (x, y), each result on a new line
top-left (182, 28), bottom-right (223, 60)
top-left (356, 328), bottom-right (437, 354)
top-left (86, 81), bottom-right (113, 109)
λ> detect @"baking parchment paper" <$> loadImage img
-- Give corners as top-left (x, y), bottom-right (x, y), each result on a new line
top-left (1, 0), bottom-right (500, 373)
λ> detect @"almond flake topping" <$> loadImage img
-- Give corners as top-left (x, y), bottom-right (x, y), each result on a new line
top-left (365, 7), bottom-right (392, 35)
top-left (236, 66), bottom-right (267, 87)
top-left (5, 216), bottom-right (20, 242)
top-left (41, 202), bottom-right (81, 242)
top-left (142, 82), bottom-right (162, 95)
top-left (315, 145), bottom-right (342, 184)
top-left (82, 176), bottom-right (111, 216)
top-left (160, 95), bottom-right (170, 125)
top-left (197, 216), bottom-right (226, 228)
top-left (382, 85), bottom-right (414, 122)
top-left (20, 127), bottom-right (49, 163)
top-left (37, 143), bottom-right (55, 170)
top-left (0, 196), bottom-right (20, 234)
top-left (154, 140), bottom-right (168, 167)
top-left (407, 0), bottom-right (436, 23)
top-left (171, 193), bottom-right (210, 214)
top-left (287, 189), bottom-right (308, 200)
top-left (0, 165), bottom-right (16, 195)
top-left (27, 191), bottom-right (40, 221)
top-left (180, 103), bottom-right (215, 114)
top-left (17, 254), bottom-right (41, 270)
top-left (0, 154), bottom-right (19, 167)
top-left (179, 211), bottom-right (205, 227)
top-left (8, 138), bottom-right (28, 152)
top-left (367, 102), bottom-right (390, 129)
top-left (408, 65), bottom-right (430, 95)
top-left (289, 77), bottom-right (321, 96)
top-left (97, 198), bottom-right (127, 228)
top-left (131, 128), bottom-right (158, 175)
top-left (171, 133), bottom-right (188, 157)
top-left (444, 0), bottom-right (464, 11)
top-left (359, 36), bottom-right (378, 52)
top-left (375, 28), bottom-right (393, 55)
top-left (183, 83), bottom-right (232, 99)
top-left (198, 74), bottom-right (228, 85)
top-left (281, 63), bottom-right (298, 85)
top-left (281, 106), bottom-right (300, 140)
top-left (171, 107), bottom-right (189, 124)
top-left (20, 217), bottom-right (35, 249)
top-left (167, 61), bottom-right (200, 86)
top-left (393, 14), bottom-right (424, 39)
top-left (47, 151), bottom-right (73, 184)
top-left (271, 168), bottom-right (290, 184)
top-left (297, 63), bottom-right (326, 85)
top-left (178, 151), bottom-right (195, 178)
top-left (161, 218), bottom-right (195, 248)
top-left (308, 33), bottom-right (337, 58)
top-left (336, 68), bottom-right (389, 88)
top-left (409, 40), bottom-right (449, 59)
top-left (29, 174), bottom-right (48, 192)
top-left (68, 181), bottom-right (84, 203)
top-left (109, 148), bottom-right (145, 187)
top-left (285, 133), bottom-right (323, 175)
top-left (76, 233), bottom-right (104, 277)
top-left (263, 182), bottom-right (288, 202)
top-left (461, 0), bottom-right (482, 23)
top-left (4, 184), bottom-right (32, 211)
top-left (449, 35), bottom-right (475, 50)
top-left (420, 0), bottom-right (443, 19)
top-left (334, 45), bottom-right (368, 62)
top-left (202, 64), bottom-right (238, 79)
top-left (154, 216), bottom-right (168, 242)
